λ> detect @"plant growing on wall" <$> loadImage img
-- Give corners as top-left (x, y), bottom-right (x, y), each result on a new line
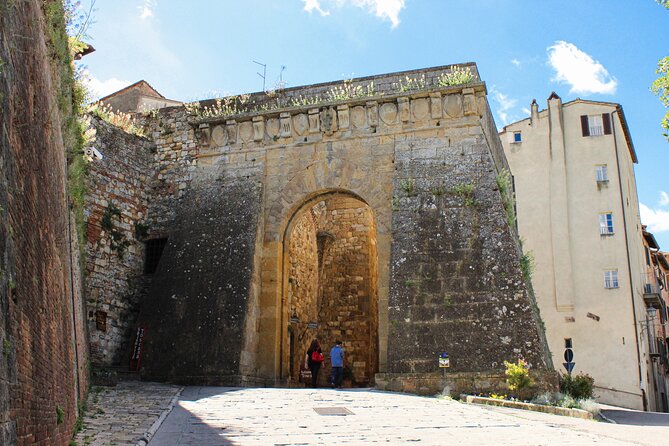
top-left (89, 102), bottom-right (145, 137)
top-left (451, 182), bottom-right (476, 206)
top-left (393, 74), bottom-right (426, 93)
top-left (496, 169), bottom-right (516, 228)
top-left (101, 204), bottom-right (131, 259)
top-left (437, 66), bottom-right (474, 87)
top-left (399, 178), bottom-right (416, 197)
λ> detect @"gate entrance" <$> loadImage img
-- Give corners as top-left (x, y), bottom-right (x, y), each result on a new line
top-left (283, 192), bottom-right (378, 386)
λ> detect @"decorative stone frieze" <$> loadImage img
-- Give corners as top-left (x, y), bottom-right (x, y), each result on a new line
top-left (398, 97), bottom-right (410, 123)
top-left (379, 102), bottom-right (397, 125)
top-left (366, 101), bottom-right (379, 127)
top-left (350, 106), bottom-right (367, 129)
top-left (308, 108), bottom-right (320, 133)
top-left (411, 98), bottom-right (429, 122)
top-left (226, 120), bottom-right (237, 144)
top-left (293, 113), bottom-right (308, 136)
top-left (430, 93), bottom-right (442, 119)
top-left (252, 116), bottom-right (264, 141)
top-left (320, 107), bottom-right (337, 135)
top-left (266, 117), bottom-right (280, 138)
top-left (337, 105), bottom-right (350, 130)
top-left (239, 121), bottom-right (253, 143)
top-left (463, 87), bottom-right (477, 116)
top-left (280, 112), bottom-right (292, 138)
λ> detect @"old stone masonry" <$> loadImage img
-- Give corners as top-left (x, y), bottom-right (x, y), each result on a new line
top-left (85, 64), bottom-right (555, 395)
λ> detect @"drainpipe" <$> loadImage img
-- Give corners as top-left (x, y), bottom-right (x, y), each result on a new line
top-left (611, 109), bottom-right (646, 410)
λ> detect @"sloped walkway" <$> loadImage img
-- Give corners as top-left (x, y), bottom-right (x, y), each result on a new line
top-left (74, 381), bottom-right (182, 446)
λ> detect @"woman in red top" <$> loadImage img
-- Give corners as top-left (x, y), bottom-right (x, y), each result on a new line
top-left (305, 339), bottom-right (324, 388)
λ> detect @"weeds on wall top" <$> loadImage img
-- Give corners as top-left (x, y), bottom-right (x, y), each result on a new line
top-left (184, 66), bottom-right (476, 121)
top-left (437, 66), bottom-right (474, 87)
top-left (89, 102), bottom-right (145, 137)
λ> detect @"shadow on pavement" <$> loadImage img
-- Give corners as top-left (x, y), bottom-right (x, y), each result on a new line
top-left (601, 409), bottom-right (669, 426)
top-left (150, 387), bottom-right (243, 445)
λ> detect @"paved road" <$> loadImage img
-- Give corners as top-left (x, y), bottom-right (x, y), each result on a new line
top-left (149, 387), bottom-right (669, 445)
top-left (600, 405), bottom-right (669, 426)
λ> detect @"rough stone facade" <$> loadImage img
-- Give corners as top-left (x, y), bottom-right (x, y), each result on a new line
top-left (87, 64), bottom-right (554, 394)
top-left (84, 118), bottom-right (155, 365)
top-left (0, 1), bottom-right (89, 444)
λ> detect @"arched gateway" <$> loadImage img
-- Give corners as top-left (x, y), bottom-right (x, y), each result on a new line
top-left (283, 192), bottom-right (378, 386)
top-left (125, 64), bottom-right (554, 395)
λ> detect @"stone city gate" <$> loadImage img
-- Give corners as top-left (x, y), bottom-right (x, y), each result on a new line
top-left (88, 64), bottom-right (554, 394)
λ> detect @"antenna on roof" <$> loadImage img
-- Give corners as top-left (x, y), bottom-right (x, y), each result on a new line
top-left (252, 60), bottom-right (267, 92)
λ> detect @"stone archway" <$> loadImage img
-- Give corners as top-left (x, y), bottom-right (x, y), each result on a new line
top-left (283, 192), bottom-right (378, 386)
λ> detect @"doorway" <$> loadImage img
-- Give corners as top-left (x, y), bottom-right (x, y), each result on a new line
top-left (283, 192), bottom-right (379, 387)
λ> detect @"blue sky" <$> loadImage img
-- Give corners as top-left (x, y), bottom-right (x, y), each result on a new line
top-left (80, 0), bottom-right (669, 248)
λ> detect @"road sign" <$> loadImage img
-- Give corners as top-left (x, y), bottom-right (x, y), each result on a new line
top-left (563, 362), bottom-right (575, 374)
top-left (439, 352), bottom-right (450, 368)
top-left (564, 348), bottom-right (574, 363)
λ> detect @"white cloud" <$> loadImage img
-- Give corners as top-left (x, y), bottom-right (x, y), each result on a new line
top-left (491, 89), bottom-right (518, 126)
top-left (139, 0), bottom-right (156, 20)
top-left (640, 203), bottom-right (669, 234)
top-left (303, 0), bottom-right (330, 16)
top-left (87, 75), bottom-right (131, 100)
top-left (302, 0), bottom-right (405, 28)
top-left (659, 191), bottom-right (669, 206)
top-left (547, 41), bottom-right (617, 95)
top-left (521, 107), bottom-right (531, 116)
top-left (511, 58), bottom-right (521, 67)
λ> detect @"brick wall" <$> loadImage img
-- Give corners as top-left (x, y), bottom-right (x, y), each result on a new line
top-left (0, 1), bottom-right (88, 444)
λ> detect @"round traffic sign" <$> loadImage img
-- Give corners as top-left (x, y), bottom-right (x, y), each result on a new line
top-left (564, 348), bottom-right (574, 362)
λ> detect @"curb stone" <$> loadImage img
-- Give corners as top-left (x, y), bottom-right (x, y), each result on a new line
top-left (136, 386), bottom-right (184, 446)
top-left (462, 395), bottom-right (594, 420)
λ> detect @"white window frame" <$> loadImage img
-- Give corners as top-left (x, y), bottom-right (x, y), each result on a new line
top-left (599, 213), bottom-right (614, 235)
top-left (596, 164), bottom-right (608, 182)
top-left (604, 270), bottom-right (619, 289)
top-left (513, 131), bottom-right (522, 143)
top-left (588, 114), bottom-right (604, 136)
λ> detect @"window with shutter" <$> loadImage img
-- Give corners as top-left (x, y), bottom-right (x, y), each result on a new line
top-left (581, 115), bottom-right (590, 136)
top-left (602, 113), bottom-right (612, 135)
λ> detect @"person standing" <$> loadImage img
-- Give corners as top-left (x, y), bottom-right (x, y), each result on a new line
top-left (330, 340), bottom-right (345, 388)
top-left (305, 339), bottom-right (324, 388)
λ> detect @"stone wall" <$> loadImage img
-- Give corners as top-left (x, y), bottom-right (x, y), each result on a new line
top-left (375, 371), bottom-right (558, 397)
top-left (388, 122), bottom-right (548, 374)
top-left (287, 211), bottom-right (319, 379)
top-left (0, 1), bottom-right (88, 444)
top-left (136, 177), bottom-right (264, 384)
top-left (84, 118), bottom-right (155, 366)
top-left (86, 64), bottom-right (552, 392)
top-left (286, 196), bottom-right (378, 385)
top-left (316, 196), bottom-right (377, 385)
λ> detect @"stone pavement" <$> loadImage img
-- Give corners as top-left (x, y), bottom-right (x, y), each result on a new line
top-left (149, 387), bottom-right (669, 445)
top-left (74, 381), bottom-right (182, 446)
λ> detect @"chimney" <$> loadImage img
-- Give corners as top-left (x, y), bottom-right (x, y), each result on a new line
top-left (530, 99), bottom-right (539, 126)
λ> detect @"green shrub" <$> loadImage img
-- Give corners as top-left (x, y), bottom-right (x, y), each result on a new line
top-left (504, 359), bottom-right (534, 394)
top-left (560, 373), bottom-right (594, 399)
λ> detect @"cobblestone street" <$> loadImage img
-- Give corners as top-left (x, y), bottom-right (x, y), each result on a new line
top-left (73, 382), bottom-right (669, 445)
top-left (74, 382), bottom-right (182, 446)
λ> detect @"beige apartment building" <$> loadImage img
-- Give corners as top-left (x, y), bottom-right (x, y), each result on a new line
top-left (500, 93), bottom-right (657, 410)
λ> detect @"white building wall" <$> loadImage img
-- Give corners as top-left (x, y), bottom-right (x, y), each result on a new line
top-left (500, 97), bottom-right (650, 410)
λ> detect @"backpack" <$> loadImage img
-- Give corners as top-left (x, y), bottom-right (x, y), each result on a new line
top-left (311, 350), bottom-right (324, 363)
